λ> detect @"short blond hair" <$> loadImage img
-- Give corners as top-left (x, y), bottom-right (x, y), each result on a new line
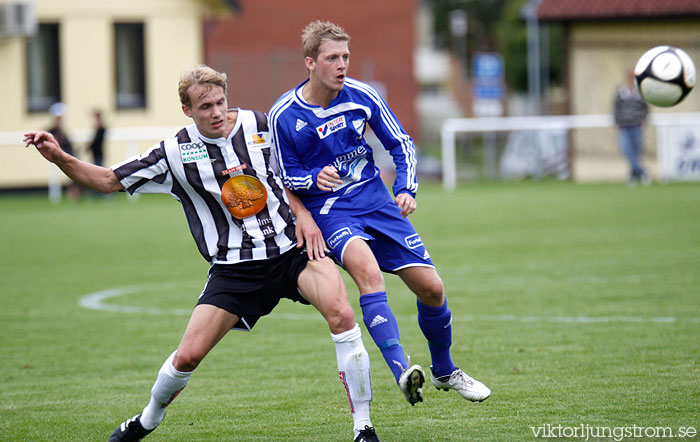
top-left (301, 20), bottom-right (351, 60)
top-left (178, 65), bottom-right (228, 108)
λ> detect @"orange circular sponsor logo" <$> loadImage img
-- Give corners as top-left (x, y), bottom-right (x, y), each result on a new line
top-left (221, 175), bottom-right (267, 219)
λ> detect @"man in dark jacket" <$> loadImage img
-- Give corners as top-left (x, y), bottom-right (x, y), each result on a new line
top-left (613, 69), bottom-right (650, 184)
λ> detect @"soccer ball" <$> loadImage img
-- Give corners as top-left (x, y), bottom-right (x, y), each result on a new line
top-left (634, 46), bottom-right (696, 107)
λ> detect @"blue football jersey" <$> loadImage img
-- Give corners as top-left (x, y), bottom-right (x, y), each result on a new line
top-left (269, 77), bottom-right (417, 215)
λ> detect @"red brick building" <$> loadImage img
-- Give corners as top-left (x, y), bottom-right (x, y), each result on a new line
top-left (204, 0), bottom-right (419, 137)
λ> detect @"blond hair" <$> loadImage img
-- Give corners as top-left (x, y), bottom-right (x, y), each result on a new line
top-left (301, 20), bottom-right (351, 60)
top-left (178, 65), bottom-right (228, 108)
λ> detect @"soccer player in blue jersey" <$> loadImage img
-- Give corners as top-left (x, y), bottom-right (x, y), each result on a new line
top-left (269, 21), bottom-right (491, 406)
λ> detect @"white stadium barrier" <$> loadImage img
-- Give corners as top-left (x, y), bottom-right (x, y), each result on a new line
top-left (0, 126), bottom-right (181, 202)
top-left (3, 114), bottom-right (700, 197)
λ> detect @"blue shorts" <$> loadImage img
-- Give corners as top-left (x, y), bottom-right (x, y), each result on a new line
top-left (315, 201), bottom-right (434, 273)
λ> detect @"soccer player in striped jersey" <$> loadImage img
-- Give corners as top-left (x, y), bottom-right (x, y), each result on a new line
top-left (269, 21), bottom-right (491, 406)
top-left (24, 65), bottom-right (380, 442)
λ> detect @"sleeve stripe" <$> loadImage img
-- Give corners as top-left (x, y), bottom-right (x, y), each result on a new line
top-left (269, 91), bottom-right (315, 190)
top-left (112, 143), bottom-right (165, 180)
top-left (345, 79), bottom-right (417, 192)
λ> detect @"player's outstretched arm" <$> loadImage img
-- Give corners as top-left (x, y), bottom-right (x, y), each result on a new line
top-left (285, 187), bottom-right (326, 260)
top-left (24, 130), bottom-right (124, 194)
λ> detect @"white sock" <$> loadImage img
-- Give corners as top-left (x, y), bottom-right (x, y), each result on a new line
top-left (331, 324), bottom-right (373, 438)
top-left (140, 351), bottom-right (193, 430)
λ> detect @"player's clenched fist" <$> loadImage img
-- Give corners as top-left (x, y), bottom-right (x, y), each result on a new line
top-left (317, 165), bottom-right (343, 191)
top-left (395, 192), bottom-right (416, 217)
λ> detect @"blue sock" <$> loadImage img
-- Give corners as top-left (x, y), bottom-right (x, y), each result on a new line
top-left (417, 299), bottom-right (456, 377)
top-left (360, 291), bottom-right (407, 383)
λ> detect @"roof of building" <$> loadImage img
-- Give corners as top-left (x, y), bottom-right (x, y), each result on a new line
top-left (538, 0), bottom-right (700, 21)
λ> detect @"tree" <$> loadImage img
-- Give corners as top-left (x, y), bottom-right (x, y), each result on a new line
top-left (428, 0), bottom-right (563, 93)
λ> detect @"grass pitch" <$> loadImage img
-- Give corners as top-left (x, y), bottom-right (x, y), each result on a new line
top-left (1, 181), bottom-right (699, 441)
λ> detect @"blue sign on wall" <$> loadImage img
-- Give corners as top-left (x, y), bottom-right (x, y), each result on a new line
top-left (472, 52), bottom-right (505, 116)
top-left (472, 53), bottom-right (504, 80)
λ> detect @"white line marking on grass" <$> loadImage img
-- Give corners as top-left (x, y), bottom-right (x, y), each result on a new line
top-left (78, 283), bottom-right (700, 324)
top-left (466, 314), bottom-right (680, 324)
top-left (78, 283), bottom-right (193, 316)
top-left (77, 282), bottom-right (327, 320)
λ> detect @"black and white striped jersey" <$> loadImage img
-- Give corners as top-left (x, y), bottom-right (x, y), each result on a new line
top-left (111, 109), bottom-right (297, 265)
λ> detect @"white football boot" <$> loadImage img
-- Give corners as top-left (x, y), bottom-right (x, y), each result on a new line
top-left (430, 366), bottom-right (491, 402)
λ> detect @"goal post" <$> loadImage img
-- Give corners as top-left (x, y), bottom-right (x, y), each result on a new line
top-left (440, 113), bottom-right (700, 190)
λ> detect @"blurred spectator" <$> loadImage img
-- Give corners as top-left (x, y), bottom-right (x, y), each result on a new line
top-left (48, 102), bottom-right (82, 200)
top-left (88, 109), bottom-right (110, 199)
top-left (613, 69), bottom-right (650, 185)
top-left (89, 109), bottom-right (106, 167)
top-left (48, 103), bottom-right (74, 156)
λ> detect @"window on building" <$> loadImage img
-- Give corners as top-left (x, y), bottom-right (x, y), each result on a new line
top-left (114, 22), bottom-right (146, 109)
top-left (26, 23), bottom-right (60, 113)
